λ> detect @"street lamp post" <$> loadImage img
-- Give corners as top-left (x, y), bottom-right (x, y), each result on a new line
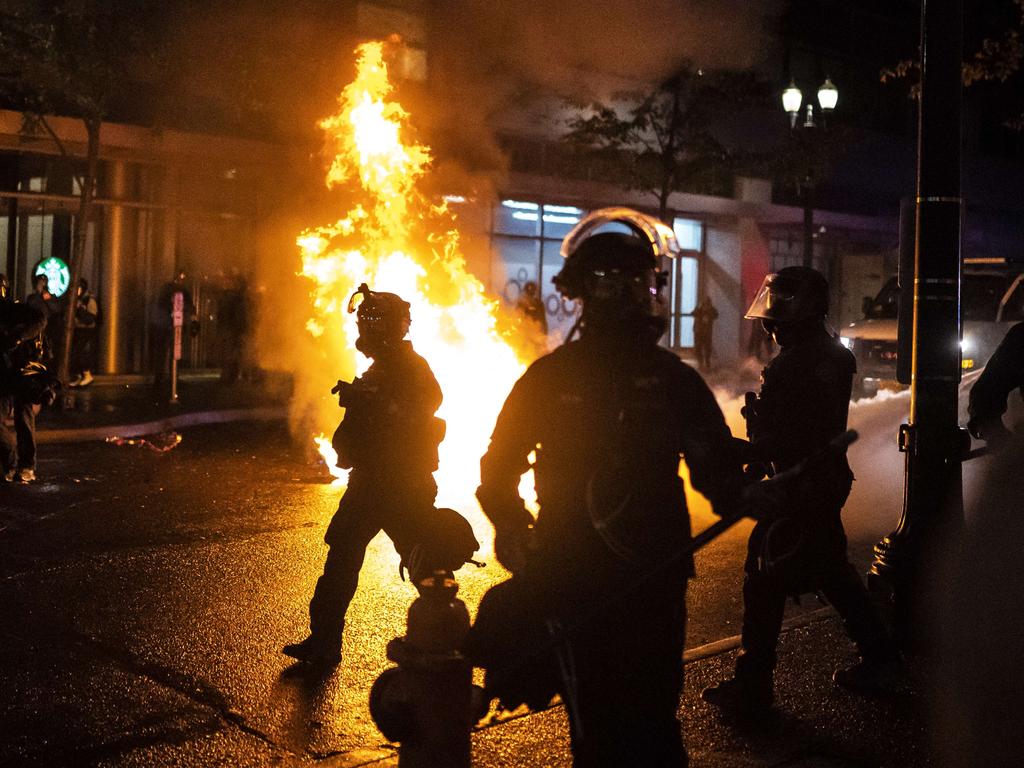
top-left (781, 78), bottom-right (838, 268)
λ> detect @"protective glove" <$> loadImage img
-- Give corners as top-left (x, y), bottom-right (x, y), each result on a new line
top-left (968, 414), bottom-right (1012, 451)
top-left (741, 391), bottom-right (760, 439)
top-left (332, 379), bottom-right (353, 407)
top-left (743, 461), bottom-right (770, 482)
top-left (494, 524), bottom-right (531, 575)
top-left (741, 479), bottom-right (786, 522)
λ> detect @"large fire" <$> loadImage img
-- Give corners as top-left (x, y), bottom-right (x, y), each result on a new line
top-left (298, 42), bottom-right (531, 523)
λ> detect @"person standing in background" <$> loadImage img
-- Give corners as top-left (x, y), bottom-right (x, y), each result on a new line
top-left (68, 279), bottom-right (99, 388)
top-left (516, 281), bottom-right (548, 335)
top-left (26, 274), bottom-right (61, 361)
top-left (692, 295), bottom-right (718, 371)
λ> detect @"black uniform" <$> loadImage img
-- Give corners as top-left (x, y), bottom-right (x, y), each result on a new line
top-left (0, 301), bottom-right (46, 476)
top-left (737, 325), bottom-right (889, 685)
top-left (968, 321), bottom-right (1024, 443)
top-left (467, 330), bottom-right (741, 767)
top-left (306, 340), bottom-right (444, 653)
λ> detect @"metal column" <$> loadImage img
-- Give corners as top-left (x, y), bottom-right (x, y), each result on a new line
top-left (100, 160), bottom-right (127, 374)
top-left (869, 0), bottom-right (964, 647)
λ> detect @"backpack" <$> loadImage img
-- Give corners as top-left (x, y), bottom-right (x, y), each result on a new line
top-left (76, 294), bottom-right (101, 327)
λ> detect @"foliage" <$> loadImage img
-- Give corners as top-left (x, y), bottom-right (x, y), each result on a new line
top-left (564, 65), bottom-right (766, 219)
top-left (881, 0), bottom-right (1024, 128)
top-left (0, 1), bottom-right (152, 122)
top-left (0, 0), bottom-right (154, 388)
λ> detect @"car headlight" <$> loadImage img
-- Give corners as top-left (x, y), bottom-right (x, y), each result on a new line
top-left (840, 336), bottom-right (853, 350)
top-left (960, 337), bottom-right (974, 355)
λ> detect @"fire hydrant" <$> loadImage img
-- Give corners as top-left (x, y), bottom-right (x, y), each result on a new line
top-left (369, 571), bottom-right (485, 768)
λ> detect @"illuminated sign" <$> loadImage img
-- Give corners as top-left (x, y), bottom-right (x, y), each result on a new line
top-left (34, 257), bottom-right (71, 298)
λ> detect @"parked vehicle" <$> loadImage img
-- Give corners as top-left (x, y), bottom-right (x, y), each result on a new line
top-left (840, 262), bottom-right (1024, 399)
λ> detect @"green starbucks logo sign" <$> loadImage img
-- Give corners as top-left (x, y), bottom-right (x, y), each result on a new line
top-left (35, 257), bottom-right (71, 298)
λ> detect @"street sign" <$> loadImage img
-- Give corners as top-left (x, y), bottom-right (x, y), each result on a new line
top-left (172, 291), bottom-right (184, 361)
top-left (172, 291), bottom-right (184, 327)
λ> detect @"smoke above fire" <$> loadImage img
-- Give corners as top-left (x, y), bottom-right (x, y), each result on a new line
top-left (289, 42), bottom-right (531, 519)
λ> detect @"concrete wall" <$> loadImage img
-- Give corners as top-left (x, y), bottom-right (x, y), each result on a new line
top-left (703, 220), bottom-right (743, 364)
top-left (738, 217), bottom-right (772, 359)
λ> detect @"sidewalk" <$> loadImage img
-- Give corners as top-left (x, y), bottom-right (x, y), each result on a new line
top-left (467, 612), bottom-right (930, 768)
top-left (35, 371), bottom-right (290, 444)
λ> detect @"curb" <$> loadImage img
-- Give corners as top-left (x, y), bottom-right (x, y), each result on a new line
top-left (36, 406), bottom-right (288, 444)
top-left (682, 605), bottom-right (833, 663)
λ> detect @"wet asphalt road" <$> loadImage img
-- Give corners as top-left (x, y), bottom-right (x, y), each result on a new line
top-left (0, 416), bottom-right (905, 767)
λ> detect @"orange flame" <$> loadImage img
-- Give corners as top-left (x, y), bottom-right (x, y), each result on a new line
top-left (298, 42), bottom-right (534, 523)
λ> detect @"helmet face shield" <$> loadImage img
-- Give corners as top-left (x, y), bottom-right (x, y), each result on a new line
top-left (584, 267), bottom-right (657, 308)
top-left (744, 268), bottom-right (829, 322)
top-left (555, 208), bottom-right (678, 339)
top-left (560, 207), bottom-right (680, 262)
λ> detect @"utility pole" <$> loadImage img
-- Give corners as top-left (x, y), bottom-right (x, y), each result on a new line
top-left (869, 0), bottom-right (965, 647)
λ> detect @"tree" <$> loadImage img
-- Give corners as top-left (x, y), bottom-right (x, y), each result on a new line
top-left (564, 65), bottom-right (765, 221)
top-left (882, 0), bottom-right (1024, 128)
top-left (0, 1), bottom-right (153, 391)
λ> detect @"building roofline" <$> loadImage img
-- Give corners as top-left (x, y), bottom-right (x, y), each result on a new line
top-left (504, 171), bottom-right (898, 235)
top-left (0, 109), bottom-right (294, 168)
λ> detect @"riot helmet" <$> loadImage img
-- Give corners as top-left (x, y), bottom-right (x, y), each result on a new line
top-left (745, 266), bottom-right (829, 322)
top-left (745, 266), bottom-right (830, 347)
top-left (555, 207), bottom-right (678, 338)
top-left (347, 282), bottom-right (411, 358)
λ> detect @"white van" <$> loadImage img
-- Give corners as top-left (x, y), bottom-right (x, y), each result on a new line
top-left (839, 263), bottom-right (1024, 399)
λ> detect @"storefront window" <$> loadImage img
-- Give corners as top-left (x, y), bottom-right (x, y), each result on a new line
top-left (495, 200), bottom-right (541, 238)
top-left (492, 200), bottom-right (585, 343)
top-left (669, 217), bottom-right (703, 349)
top-left (673, 217), bottom-right (703, 251)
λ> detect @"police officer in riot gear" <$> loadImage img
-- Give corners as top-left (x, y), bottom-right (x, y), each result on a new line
top-left (465, 209), bottom-right (744, 766)
top-left (702, 266), bottom-right (895, 715)
top-left (284, 283), bottom-right (464, 668)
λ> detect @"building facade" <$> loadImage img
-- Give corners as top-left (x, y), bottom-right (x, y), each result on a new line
top-left (0, 110), bottom-right (289, 375)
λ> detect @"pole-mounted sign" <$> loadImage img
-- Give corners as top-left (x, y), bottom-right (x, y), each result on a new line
top-left (170, 291), bottom-right (184, 404)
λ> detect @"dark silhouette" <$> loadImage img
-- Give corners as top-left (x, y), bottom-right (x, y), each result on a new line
top-left (216, 272), bottom-right (250, 385)
top-left (515, 280), bottom-right (548, 335)
top-left (0, 274), bottom-right (47, 483)
top-left (283, 283), bottom-right (472, 669)
top-left (465, 216), bottom-right (743, 766)
top-left (703, 266), bottom-right (896, 716)
top-left (692, 295), bottom-right (718, 370)
top-left (25, 273), bottom-right (61, 359)
top-left (68, 279), bottom-right (99, 388)
top-left (967, 320), bottom-right (1024, 449)
top-left (935, 430), bottom-right (1024, 767)
top-left (746, 318), bottom-right (774, 361)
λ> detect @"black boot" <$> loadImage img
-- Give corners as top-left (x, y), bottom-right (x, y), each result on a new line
top-left (282, 635), bottom-right (342, 668)
top-left (832, 651), bottom-right (902, 693)
top-left (701, 673), bottom-right (774, 716)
